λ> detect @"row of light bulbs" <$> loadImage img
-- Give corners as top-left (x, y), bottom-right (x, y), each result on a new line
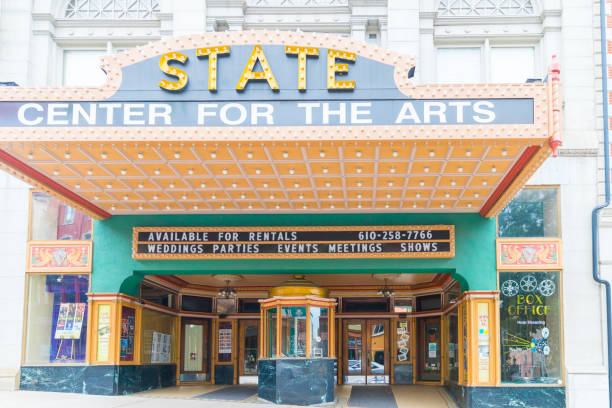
top-left (110, 201), bottom-right (474, 211)
top-left (30, 146), bottom-right (509, 161)
top-left (57, 165), bottom-right (497, 179)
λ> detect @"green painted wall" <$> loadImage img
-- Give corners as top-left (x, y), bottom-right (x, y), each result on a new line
top-left (91, 213), bottom-right (496, 297)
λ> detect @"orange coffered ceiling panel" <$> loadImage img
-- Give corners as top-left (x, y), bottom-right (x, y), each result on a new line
top-left (0, 139), bottom-right (550, 219)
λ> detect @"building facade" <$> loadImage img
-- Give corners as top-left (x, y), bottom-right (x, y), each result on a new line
top-left (0, 1), bottom-right (608, 407)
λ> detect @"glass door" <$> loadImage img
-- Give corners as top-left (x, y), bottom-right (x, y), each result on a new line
top-left (343, 319), bottom-right (365, 384)
top-left (366, 320), bottom-right (389, 384)
top-left (418, 317), bottom-right (441, 382)
top-left (343, 319), bottom-right (389, 384)
top-left (180, 318), bottom-right (210, 382)
top-left (239, 319), bottom-right (259, 384)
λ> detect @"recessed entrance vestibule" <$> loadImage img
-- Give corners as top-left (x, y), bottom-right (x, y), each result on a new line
top-left (135, 272), bottom-right (466, 390)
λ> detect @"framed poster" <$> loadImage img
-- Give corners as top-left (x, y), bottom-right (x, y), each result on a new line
top-left (96, 304), bottom-right (111, 362)
top-left (120, 306), bottom-right (136, 361)
top-left (217, 321), bottom-right (233, 362)
top-left (151, 331), bottom-right (172, 363)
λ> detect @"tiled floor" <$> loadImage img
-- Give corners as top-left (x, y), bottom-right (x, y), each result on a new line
top-left (392, 385), bottom-right (457, 408)
top-left (136, 384), bottom-right (458, 408)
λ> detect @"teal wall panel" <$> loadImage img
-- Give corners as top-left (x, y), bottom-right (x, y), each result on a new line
top-left (92, 213), bottom-right (496, 296)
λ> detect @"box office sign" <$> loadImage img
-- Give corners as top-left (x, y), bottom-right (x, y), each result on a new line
top-left (132, 225), bottom-right (455, 260)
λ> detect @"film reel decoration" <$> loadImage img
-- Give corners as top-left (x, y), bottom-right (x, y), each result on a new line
top-left (501, 279), bottom-right (520, 297)
top-left (519, 275), bottom-right (538, 293)
top-left (538, 279), bottom-right (556, 296)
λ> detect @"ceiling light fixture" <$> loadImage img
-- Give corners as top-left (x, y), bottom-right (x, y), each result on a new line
top-left (377, 278), bottom-right (394, 298)
top-left (218, 280), bottom-right (237, 298)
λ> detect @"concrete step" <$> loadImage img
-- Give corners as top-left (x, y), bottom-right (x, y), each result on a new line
top-left (0, 370), bottom-right (19, 391)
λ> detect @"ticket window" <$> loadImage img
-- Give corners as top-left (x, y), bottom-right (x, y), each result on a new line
top-left (261, 298), bottom-right (335, 360)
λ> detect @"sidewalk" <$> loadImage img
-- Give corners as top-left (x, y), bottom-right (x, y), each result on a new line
top-left (0, 390), bottom-right (301, 408)
top-left (0, 385), bottom-right (456, 408)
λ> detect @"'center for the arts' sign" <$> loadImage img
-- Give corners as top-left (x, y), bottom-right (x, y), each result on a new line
top-left (132, 225), bottom-right (455, 259)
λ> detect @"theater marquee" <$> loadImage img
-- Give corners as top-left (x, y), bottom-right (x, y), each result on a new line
top-left (0, 31), bottom-right (562, 220)
top-left (132, 225), bottom-right (455, 259)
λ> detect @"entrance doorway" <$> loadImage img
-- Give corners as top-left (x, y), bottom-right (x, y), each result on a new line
top-left (417, 317), bottom-right (441, 382)
top-left (238, 319), bottom-right (259, 384)
top-left (343, 319), bottom-right (389, 384)
top-left (180, 318), bottom-right (210, 383)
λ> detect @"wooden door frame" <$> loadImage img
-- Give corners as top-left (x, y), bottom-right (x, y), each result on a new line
top-left (179, 317), bottom-right (210, 376)
top-left (342, 318), bottom-right (391, 384)
top-left (238, 319), bottom-right (259, 377)
top-left (417, 316), bottom-right (442, 382)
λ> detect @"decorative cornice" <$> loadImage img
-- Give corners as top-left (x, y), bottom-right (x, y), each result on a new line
top-left (557, 148), bottom-right (598, 157)
top-left (244, 6), bottom-right (350, 15)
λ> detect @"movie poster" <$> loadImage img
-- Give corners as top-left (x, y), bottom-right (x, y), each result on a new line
top-left (151, 331), bottom-right (171, 363)
top-left (55, 302), bottom-right (86, 339)
top-left (120, 306), bottom-right (136, 361)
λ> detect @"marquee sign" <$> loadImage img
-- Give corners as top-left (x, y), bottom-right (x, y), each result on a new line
top-left (132, 225), bottom-right (455, 259)
top-left (0, 31), bottom-right (561, 221)
top-left (0, 31), bottom-right (546, 137)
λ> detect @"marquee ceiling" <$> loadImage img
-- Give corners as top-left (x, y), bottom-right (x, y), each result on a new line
top-left (1, 138), bottom-right (545, 217)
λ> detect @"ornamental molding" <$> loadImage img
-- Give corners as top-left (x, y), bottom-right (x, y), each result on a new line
top-left (557, 148), bottom-right (598, 157)
top-left (437, 0), bottom-right (537, 18)
top-left (244, 6), bottom-right (350, 15)
top-left (26, 240), bottom-right (92, 272)
top-left (496, 238), bottom-right (562, 270)
top-left (64, 0), bottom-right (160, 20)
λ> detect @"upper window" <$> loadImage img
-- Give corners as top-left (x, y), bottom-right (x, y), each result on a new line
top-left (490, 47), bottom-right (535, 83)
top-left (62, 206), bottom-right (75, 225)
top-left (63, 50), bottom-right (107, 87)
top-left (64, 0), bottom-right (160, 19)
top-left (498, 187), bottom-right (560, 238)
top-left (437, 46), bottom-right (536, 84)
top-left (437, 47), bottom-right (482, 83)
top-left (140, 282), bottom-right (176, 309)
top-left (438, 0), bottom-right (536, 17)
top-left (30, 192), bottom-right (92, 241)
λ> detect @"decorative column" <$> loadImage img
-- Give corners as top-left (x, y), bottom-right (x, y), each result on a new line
top-left (461, 292), bottom-right (499, 386)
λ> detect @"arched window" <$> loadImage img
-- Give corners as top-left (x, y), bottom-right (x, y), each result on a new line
top-left (437, 0), bottom-right (536, 17)
top-left (64, 0), bottom-right (160, 19)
